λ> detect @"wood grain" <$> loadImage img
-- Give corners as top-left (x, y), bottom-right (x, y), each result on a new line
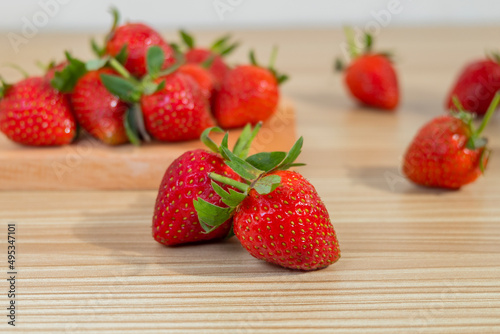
top-left (1, 27), bottom-right (500, 333)
top-left (0, 100), bottom-right (295, 190)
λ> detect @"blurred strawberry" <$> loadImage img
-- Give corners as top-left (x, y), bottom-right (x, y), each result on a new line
top-left (445, 55), bottom-right (500, 116)
top-left (176, 30), bottom-right (238, 86)
top-left (336, 28), bottom-right (399, 110)
top-left (0, 76), bottom-right (76, 146)
top-left (178, 63), bottom-right (216, 102)
top-left (93, 8), bottom-right (175, 78)
top-left (71, 68), bottom-right (129, 145)
top-left (213, 49), bottom-right (288, 129)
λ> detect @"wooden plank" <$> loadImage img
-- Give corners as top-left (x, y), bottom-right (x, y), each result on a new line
top-left (0, 100), bottom-right (295, 190)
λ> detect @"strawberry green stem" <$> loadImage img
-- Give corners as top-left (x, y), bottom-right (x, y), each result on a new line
top-left (209, 172), bottom-right (250, 193)
top-left (269, 46), bottom-right (278, 69)
top-left (344, 26), bottom-right (359, 59)
top-left (476, 91), bottom-right (500, 136)
top-left (109, 57), bottom-right (133, 80)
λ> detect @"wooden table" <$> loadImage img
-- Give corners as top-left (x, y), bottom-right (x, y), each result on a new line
top-left (1, 27), bottom-right (500, 333)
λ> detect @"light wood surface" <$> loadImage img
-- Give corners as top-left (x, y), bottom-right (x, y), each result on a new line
top-left (1, 27), bottom-right (500, 333)
top-left (0, 100), bottom-right (295, 190)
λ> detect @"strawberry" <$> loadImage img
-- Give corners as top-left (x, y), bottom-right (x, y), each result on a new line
top-left (336, 28), bottom-right (399, 110)
top-left (177, 30), bottom-right (238, 86)
top-left (177, 63), bottom-right (216, 102)
top-left (153, 125), bottom-right (260, 246)
top-left (97, 8), bottom-right (175, 78)
top-left (100, 46), bottom-right (215, 143)
top-left (445, 55), bottom-right (500, 115)
top-left (194, 136), bottom-right (340, 271)
top-left (71, 68), bottom-right (129, 145)
top-left (403, 93), bottom-right (499, 189)
top-left (213, 49), bottom-right (288, 129)
top-left (140, 72), bottom-right (215, 141)
top-left (0, 76), bottom-right (77, 146)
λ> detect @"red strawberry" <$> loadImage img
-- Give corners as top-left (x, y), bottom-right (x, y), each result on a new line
top-left (0, 76), bottom-right (77, 146)
top-left (140, 72), bottom-right (215, 141)
top-left (233, 170), bottom-right (340, 270)
top-left (445, 56), bottom-right (500, 115)
top-left (103, 9), bottom-right (175, 78)
top-left (403, 93), bottom-right (499, 189)
top-left (153, 125), bottom-right (259, 246)
top-left (71, 68), bottom-right (129, 145)
top-left (195, 136), bottom-right (341, 271)
top-left (185, 49), bottom-right (229, 87)
top-left (99, 46), bottom-right (215, 143)
top-left (213, 50), bottom-right (287, 129)
top-left (178, 30), bottom-right (238, 86)
top-left (178, 63), bottom-right (216, 102)
top-left (153, 149), bottom-right (237, 246)
top-left (336, 28), bottom-right (399, 110)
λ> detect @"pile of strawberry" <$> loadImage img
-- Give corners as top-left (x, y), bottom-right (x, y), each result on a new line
top-left (0, 9), bottom-right (287, 147)
top-left (152, 123), bottom-right (341, 271)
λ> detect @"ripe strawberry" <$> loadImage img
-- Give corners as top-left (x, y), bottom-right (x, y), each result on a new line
top-left (100, 46), bottom-right (215, 143)
top-left (195, 136), bottom-right (341, 271)
top-left (336, 28), bottom-right (399, 110)
top-left (213, 50), bottom-right (288, 129)
top-left (153, 149), bottom-right (237, 246)
top-left (140, 72), bottom-right (215, 141)
top-left (0, 76), bottom-right (77, 146)
top-left (102, 9), bottom-right (175, 78)
top-left (445, 56), bottom-right (500, 115)
top-left (153, 125), bottom-right (259, 246)
top-left (177, 30), bottom-right (238, 86)
top-left (233, 170), bottom-right (340, 270)
top-left (71, 68), bottom-right (129, 145)
top-left (177, 63), bottom-right (216, 102)
top-left (403, 93), bottom-right (499, 189)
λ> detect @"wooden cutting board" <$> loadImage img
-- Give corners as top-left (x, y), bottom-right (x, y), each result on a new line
top-left (0, 100), bottom-right (295, 190)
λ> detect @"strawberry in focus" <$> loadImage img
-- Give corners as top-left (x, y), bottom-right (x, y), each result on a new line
top-left (403, 93), bottom-right (499, 189)
top-left (336, 28), bottom-right (399, 110)
top-left (153, 125), bottom-right (259, 246)
top-left (445, 55), bottom-right (500, 116)
top-left (0, 76), bottom-right (77, 146)
top-left (71, 68), bottom-right (129, 145)
top-left (194, 135), bottom-right (341, 271)
top-left (153, 149), bottom-right (237, 246)
top-left (233, 170), bottom-right (340, 270)
top-left (213, 49), bottom-right (288, 129)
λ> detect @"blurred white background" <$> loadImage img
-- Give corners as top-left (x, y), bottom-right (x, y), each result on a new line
top-left (0, 0), bottom-right (499, 33)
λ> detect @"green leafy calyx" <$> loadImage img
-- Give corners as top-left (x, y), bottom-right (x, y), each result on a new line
top-left (249, 47), bottom-right (289, 85)
top-left (194, 125), bottom-right (305, 233)
top-left (451, 92), bottom-right (500, 151)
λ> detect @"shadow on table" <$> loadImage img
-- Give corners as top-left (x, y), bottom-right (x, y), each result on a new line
top-left (347, 165), bottom-right (454, 195)
top-left (72, 193), bottom-right (311, 279)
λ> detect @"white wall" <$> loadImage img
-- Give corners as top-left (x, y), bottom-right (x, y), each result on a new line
top-left (0, 0), bottom-right (499, 33)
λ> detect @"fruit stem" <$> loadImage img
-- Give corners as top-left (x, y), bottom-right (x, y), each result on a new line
top-left (344, 26), bottom-right (359, 59)
top-left (476, 91), bottom-right (500, 136)
top-left (269, 46), bottom-right (278, 70)
top-left (108, 57), bottom-right (133, 80)
top-left (209, 172), bottom-right (250, 193)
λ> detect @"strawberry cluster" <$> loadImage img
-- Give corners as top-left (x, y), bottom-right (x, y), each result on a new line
top-left (0, 9), bottom-right (287, 147)
top-left (153, 124), bottom-right (341, 271)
